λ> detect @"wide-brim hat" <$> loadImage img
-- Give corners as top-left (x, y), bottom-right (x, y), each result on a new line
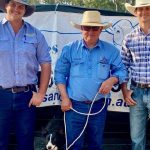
top-left (71, 11), bottom-right (112, 30)
top-left (125, 0), bottom-right (150, 16)
top-left (0, 0), bottom-right (36, 17)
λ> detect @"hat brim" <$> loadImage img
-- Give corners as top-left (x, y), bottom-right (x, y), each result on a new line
top-left (0, 0), bottom-right (35, 17)
top-left (71, 22), bottom-right (112, 30)
top-left (125, 3), bottom-right (150, 16)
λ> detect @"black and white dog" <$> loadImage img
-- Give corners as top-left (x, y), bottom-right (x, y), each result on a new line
top-left (42, 119), bottom-right (65, 150)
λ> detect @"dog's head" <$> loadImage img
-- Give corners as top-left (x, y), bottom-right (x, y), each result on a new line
top-left (46, 133), bottom-right (58, 150)
top-left (42, 119), bottom-right (65, 150)
top-left (46, 130), bottom-right (65, 150)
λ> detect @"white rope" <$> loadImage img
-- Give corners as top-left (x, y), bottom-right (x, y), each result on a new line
top-left (64, 93), bottom-right (107, 150)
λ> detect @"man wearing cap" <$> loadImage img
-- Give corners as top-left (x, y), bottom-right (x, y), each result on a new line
top-left (55, 11), bottom-right (127, 150)
top-left (121, 0), bottom-right (150, 149)
top-left (0, 0), bottom-right (51, 150)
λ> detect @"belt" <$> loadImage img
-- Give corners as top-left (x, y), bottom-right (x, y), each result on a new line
top-left (0, 85), bottom-right (35, 93)
top-left (82, 99), bottom-right (103, 104)
top-left (131, 80), bottom-right (150, 88)
top-left (70, 99), bottom-right (103, 104)
top-left (82, 100), bottom-right (93, 104)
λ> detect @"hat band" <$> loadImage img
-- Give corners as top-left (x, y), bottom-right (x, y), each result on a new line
top-left (136, 3), bottom-right (150, 5)
top-left (82, 22), bottom-right (101, 24)
top-left (135, 3), bottom-right (150, 7)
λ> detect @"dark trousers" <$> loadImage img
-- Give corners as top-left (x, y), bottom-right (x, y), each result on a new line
top-left (65, 99), bottom-right (107, 150)
top-left (0, 89), bottom-right (36, 150)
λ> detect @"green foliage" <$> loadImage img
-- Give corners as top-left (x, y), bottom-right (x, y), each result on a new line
top-left (83, 0), bottom-right (116, 11)
top-left (33, 0), bottom-right (136, 13)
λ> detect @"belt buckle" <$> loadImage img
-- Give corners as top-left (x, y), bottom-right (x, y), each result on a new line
top-left (140, 84), bottom-right (145, 88)
top-left (11, 86), bottom-right (30, 93)
top-left (24, 86), bottom-right (30, 92)
top-left (138, 83), bottom-right (150, 88)
top-left (11, 87), bottom-right (17, 93)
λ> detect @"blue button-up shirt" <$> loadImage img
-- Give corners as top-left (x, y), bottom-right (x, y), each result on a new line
top-left (55, 39), bottom-right (127, 101)
top-left (0, 18), bottom-right (51, 88)
top-left (121, 26), bottom-right (150, 84)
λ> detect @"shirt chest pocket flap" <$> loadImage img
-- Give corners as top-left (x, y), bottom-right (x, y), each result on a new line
top-left (0, 36), bottom-right (9, 50)
top-left (71, 59), bottom-right (85, 77)
top-left (22, 34), bottom-right (38, 51)
top-left (97, 62), bottom-right (110, 79)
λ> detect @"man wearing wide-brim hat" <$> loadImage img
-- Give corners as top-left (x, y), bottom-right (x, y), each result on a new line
top-left (0, 0), bottom-right (35, 17)
top-left (55, 10), bottom-right (127, 150)
top-left (0, 0), bottom-right (51, 150)
top-left (121, 0), bottom-right (150, 150)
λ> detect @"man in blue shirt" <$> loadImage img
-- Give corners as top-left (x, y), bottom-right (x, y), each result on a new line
top-left (55, 11), bottom-right (127, 150)
top-left (0, 0), bottom-right (51, 150)
top-left (121, 0), bottom-right (150, 149)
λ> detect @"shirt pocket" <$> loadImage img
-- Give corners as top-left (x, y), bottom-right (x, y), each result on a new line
top-left (0, 37), bottom-right (10, 51)
top-left (21, 35), bottom-right (38, 56)
top-left (70, 59), bottom-right (85, 77)
top-left (97, 62), bottom-right (110, 80)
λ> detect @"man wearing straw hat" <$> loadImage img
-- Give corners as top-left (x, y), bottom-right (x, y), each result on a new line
top-left (0, 0), bottom-right (51, 150)
top-left (121, 0), bottom-right (150, 149)
top-left (55, 11), bottom-right (127, 150)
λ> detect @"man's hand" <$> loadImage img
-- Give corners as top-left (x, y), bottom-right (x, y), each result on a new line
top-left (121, 82), bottom-right (137, 106)
top-left (99, 78), bottom-right (116, 95)
top-left (29, 92), bottom-right (45, 107)
top-left (61, 98), bottom-right (72, 112)
top-left (122, 89), bottom-right (137, 106)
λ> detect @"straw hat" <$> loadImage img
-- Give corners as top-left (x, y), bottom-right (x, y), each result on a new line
top-left (0, 0), bottom-right (36, 17)
top-left (71, 11), bottom-right (112, 30)
top-left (125, 0), bottom-right (150, 16)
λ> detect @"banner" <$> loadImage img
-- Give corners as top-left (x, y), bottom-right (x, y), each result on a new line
top-left (0, 9), bottom-right (138, 112)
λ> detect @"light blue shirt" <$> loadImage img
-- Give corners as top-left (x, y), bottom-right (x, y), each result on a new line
top-left (55, 39), bottom-right (127, 101)
top-left (0, 18), bottom-right (51, 88)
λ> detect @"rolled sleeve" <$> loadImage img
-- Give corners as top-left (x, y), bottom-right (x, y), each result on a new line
top-left (110, 47), bottom-right (128, 84)
top-left (121, 38), bottom-right (132, 82)
top-left (54, 46), bottom-right (71, 85)
top-left (36, 30), bottom-right (51, 64)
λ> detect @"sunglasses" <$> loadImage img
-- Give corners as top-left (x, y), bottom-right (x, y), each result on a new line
top-left (81, 26), bottom-right (101, 31)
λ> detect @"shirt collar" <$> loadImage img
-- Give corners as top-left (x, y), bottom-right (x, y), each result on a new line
top-left (81, 39), bottom-right (101, 49)
top-left (2, 17), bottom-right (26, 28)
top-left (2, 18), bottom-right (8, 25)
top-left (138, 25), bottom-right (150, 35)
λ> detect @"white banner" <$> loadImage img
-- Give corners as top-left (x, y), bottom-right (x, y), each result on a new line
top-left (0, 10), bottom-right (138, 112)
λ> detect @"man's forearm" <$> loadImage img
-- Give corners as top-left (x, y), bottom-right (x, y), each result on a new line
top-left (121, 82), bottom-right (128, 92)
top-left (39, 63), bottom-right (51, 95)
top-left (57, 83), bottom-right (69, 100)
top-left (109, 76), bottom-right (118, 85)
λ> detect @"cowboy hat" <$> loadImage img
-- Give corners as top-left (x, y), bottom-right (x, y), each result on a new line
top-left (0, 0), bottom-right (36, 17)
top-left (125, 0), bottom-right (150, 16)
top-left (71, 11), bottom-right (112, 30)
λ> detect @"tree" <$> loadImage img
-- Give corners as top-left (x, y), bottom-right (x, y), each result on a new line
top-left (32, 0), bottom-right (136, 13)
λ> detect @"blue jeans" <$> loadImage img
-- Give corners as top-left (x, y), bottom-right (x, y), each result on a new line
top-left (65, 99), bottom-right (107, 150)
top-left (130, 84), bottom-right (150, 150)
top-left (0, 89), bottom-right (36, 150)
